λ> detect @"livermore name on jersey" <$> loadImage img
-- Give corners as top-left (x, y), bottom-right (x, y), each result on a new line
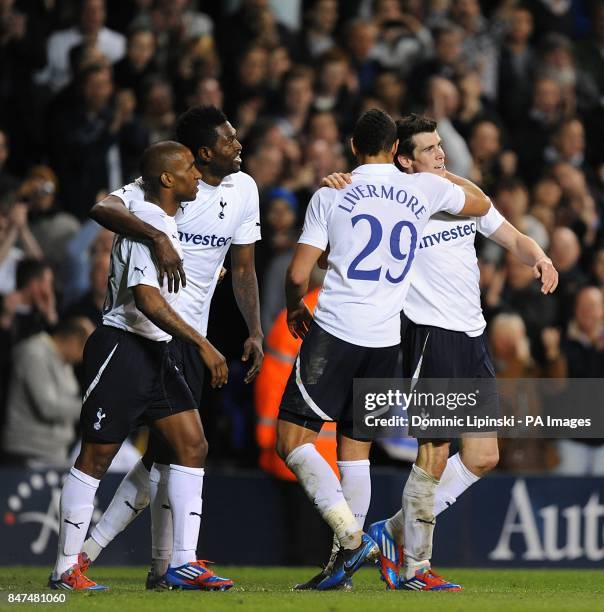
top-left (404, 205), bottom-right (505, 336)
top-left (103, 200), bottom-right (183, 342)
top-left (299, 164), bottom-right (465, 347)
top-left (111, 172), bottom-right (261, 335)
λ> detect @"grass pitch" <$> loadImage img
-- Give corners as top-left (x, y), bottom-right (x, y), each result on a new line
top-left (1, 566), bottom-right (602, 611)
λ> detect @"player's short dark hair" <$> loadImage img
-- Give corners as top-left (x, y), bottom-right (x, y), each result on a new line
top-left (16, 259), bottom-right (51, 290)
top-left (139, 140), bottom-right (190, 186)
top-left (174, 105), bottom-right (228, 157)
top-left (395, 114), bottom-right (438, 161)
top-left (352, 108), bottom-right (397, 156)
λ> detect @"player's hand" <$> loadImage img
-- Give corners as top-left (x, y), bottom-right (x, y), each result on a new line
top-left (198, 341), bottom-right (228, 388)
top-left (320, 173), bottom-right (352, 190)
top-left (241, 335), bottom-right (264, 383)
top-left (218, 267), bottom-right (227, 284)
top-left (533, 257), bottom-right (558, 294)
top-left (287, 300), bottom-right (313, 339)
top-left (152, 232), bottom-right (186, 293)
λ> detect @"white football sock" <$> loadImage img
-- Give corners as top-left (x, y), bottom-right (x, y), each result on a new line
top-left (286, 443), bottom-right (362, 550)
top-left (168, 464), bottom-right (204, 568)
top-left (433, 452), bottom-right (480, 515)
top-left (387, 452), bottom-right (481, 546)
top-left (328, 459), bottom-right (371, 563)
top-left (52, 467), bottom-right (100, 579)
top-left (149, 463), bottom-right (172, 575)
top-left (83, 459), bottom-right (150, 560)
top-left (403, 464), bottom-right (439, 579)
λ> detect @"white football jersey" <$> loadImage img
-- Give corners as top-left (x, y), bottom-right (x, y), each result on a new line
top-left (299, 164), bottom-right (465, 347)
top-left (110, 172), bottom-right (261, 335)
top-left (404, 205), bottom-right (505, 336)
top-left (103, 200), bottom-right (183, 342)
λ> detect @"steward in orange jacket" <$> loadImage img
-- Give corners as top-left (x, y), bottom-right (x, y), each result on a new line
top-left (255, 287), bottom-right (338, 480)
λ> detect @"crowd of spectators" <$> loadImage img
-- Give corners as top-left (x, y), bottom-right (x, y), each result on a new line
top-left (0, 0), bottom-right (603, 473)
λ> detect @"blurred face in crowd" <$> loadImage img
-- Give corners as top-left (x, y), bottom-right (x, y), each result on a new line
top-left (83, 67), bottom-right (113, 113)
top-left (191, 78), bottom-right (223, 109)
top-left (309, 112), bottom-right (339, 146)
top-left (550, 227), bottom-right (580, 272)
top-left (554, 119), bottom-right (585, 159)
top-left (375, 71), bottom-right (405, 109)
top-left (0, 130), bottom-right (8, 169)
top-left (374, 0), bottom-right (403, 23)
top-left (469, 121), bottom-right (501, 162)
top-left (347, 22), bottom-right (378, 61)
top-left (458, 70), bottom-right (482, 101)
top-left (145, 81), bottom-right (173, 117)
top-left (309, 0), bottom-right (338, 33)
top-left (285, 75), bottom-right (314, 115)
top-left (245, 146), bottom-right (283, 187)
top-left (533, 78), bottom-right (561, 115)
top-left (128, 30), bottom-right (155, 70)
top-left (20, 168), bottom-right (57, 212)
top-left (452, 0), bottom-right (481, 25)
top-left (532, 177), bottom-right (562, 209)
top-left (593, 249), bottom-right (604, 286)
top-left (428, 77), bottom-right (459, 117)
top-left (489, 313), bottom-right (528, 361)
top-left (494, 185), bottom-right (528, 219)
top-left (398, 131), bottom-right (446, 176)
top-left (508, 8), bottom-right (533, 44)
top-left (81, 0), bottom-right (105, 35)
top-left (574, 287), bottom-right (604, 336)
top-left (435, 29), bottom-right (463, 64)
top-left (318, 58), bottom-right (348, 94)
top-left (506, 251), bottom-right (535, 289)
top-left (266, 198), bottom-right (296, 233)
top-left (268, 46), bottom-right (291, 83)
top-left (239, 47), bottom-right (268, 88)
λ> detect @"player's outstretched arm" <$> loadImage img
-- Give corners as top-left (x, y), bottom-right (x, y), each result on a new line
top-left (90, 195), bottom-right (186, 293)
top-left (444, 171), bottom-right (491, 217)
top-left (489, 221), bottom-right (559, 294)
top-left (132, 284), bottom-right (228, 388)
top-left (231, 243), bottom-right (264, 384)
top-left (285, 243), bottom-right (323, 339)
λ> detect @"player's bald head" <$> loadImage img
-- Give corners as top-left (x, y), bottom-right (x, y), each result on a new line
top-left (140, 140), bottom-right (193, 188)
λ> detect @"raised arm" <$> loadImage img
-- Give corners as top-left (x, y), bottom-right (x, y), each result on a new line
top-left (230, 243), bottom-right (264, 383)
top-left (444, 171), bottom-right (491, 217)
top-left (132, 284), bottom-right (228, 388)
top-left (90, 194), bottom-right (186, 292)
top-left (285, 243), bottom-right (323, 339)
top-left (489, 220), bottom-right (558, 294)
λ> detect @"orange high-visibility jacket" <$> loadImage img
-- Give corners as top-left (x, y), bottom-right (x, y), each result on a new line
top-left (254, 288), bottom-right (338, 480)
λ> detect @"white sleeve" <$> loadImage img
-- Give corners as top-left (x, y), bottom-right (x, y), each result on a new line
top-left (127, 242), bottom-right (160, 289)
top-left (477, 204), bottom-right (506, 237)
top-left (109, 179), bottom-right (145, 211)
top-left (232, 177), bottom-right (261, 245)
top-left (298, 190), bottom-right (329, 250)
top-left (420, 173), bottom-right (465, 216)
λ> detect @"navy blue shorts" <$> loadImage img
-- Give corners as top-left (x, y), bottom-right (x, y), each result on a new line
top-left (401, 314), bottom-right (499, 438)
top-left (80, 326), bottom-right (196, 444)
top-left (278, 322), bottom-right (400, 439)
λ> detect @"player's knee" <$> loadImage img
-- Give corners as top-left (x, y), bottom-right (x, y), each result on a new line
top-left (75, 449), bottom-right (114, 480)
top-left (275, 435), bottom-right (294, 462)
top-left (465, 448), bottom-right (499, 476)
top-left (174, 432), bottom-right (207, 467)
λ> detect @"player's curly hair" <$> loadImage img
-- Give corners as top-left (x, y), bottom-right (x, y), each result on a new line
top-left (352, 108), bottom-right (397, 156)
top-left (395, 114), bottom-right (438, 163)
top-left (174, 105), bottom-right (228, 160)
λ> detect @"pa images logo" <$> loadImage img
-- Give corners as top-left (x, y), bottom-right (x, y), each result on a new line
top-left (3, 471), bottom-right (102, 555)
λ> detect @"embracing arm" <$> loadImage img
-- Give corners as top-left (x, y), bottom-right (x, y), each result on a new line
top-left (90, 195), bottom-right (186, 292)
top-left (489, 220), bottom-right (558, 294)
top-left (444, 171), bottom-right (491, 217)
top-left (231, 243), bottom-right (264, 382)
top-left (132, 285), bottom-right (228, 387)
top-left (285, 243), bottom-right (323, 339)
